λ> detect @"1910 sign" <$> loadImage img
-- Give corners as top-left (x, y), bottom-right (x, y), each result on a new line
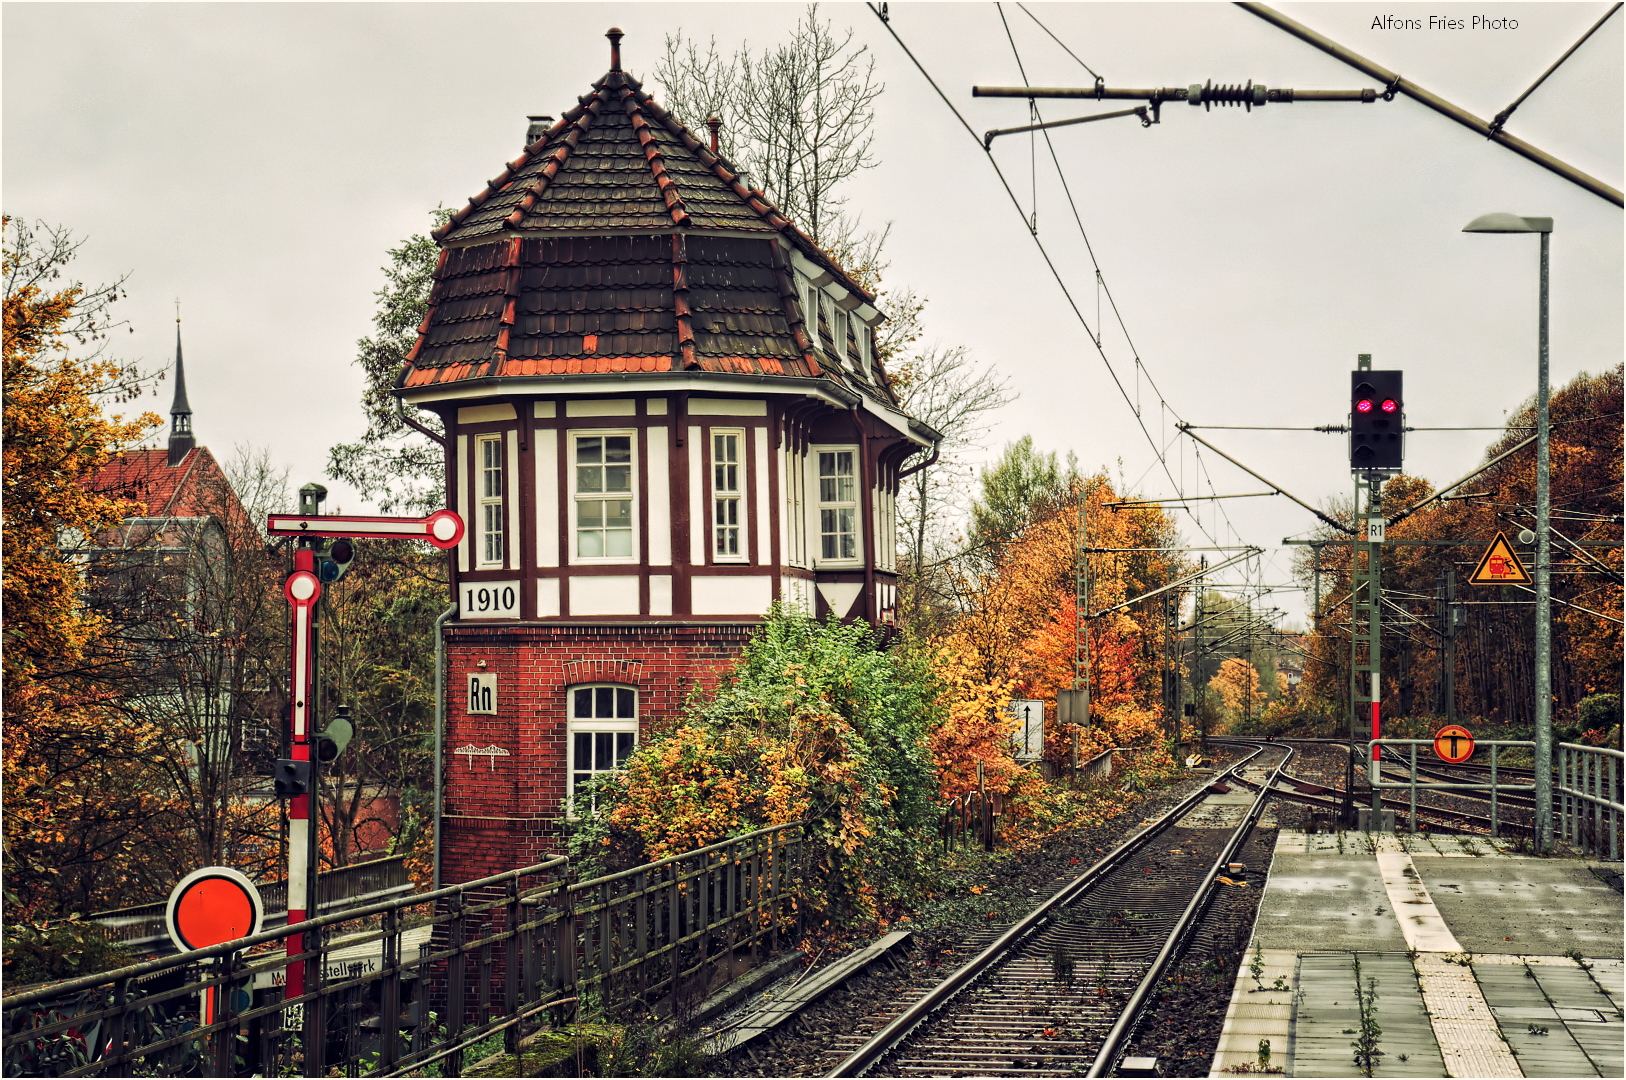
top-left (460, 580), bottom-right (519, 619)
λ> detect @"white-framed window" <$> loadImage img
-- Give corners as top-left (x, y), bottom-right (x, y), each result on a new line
top-left (857, 321), bottom-right (872, 372)
top-left (784, 446), bottom-right (807, 567)
top-left (833, 306), bottom-right (849, 366)
top-left (568, 685), bottom-right (638, 808)
top-left (476, 434), bottom-right (504, 568)
top-left (572, 432), bottom-right (636, 560)
top-left (816, 446), bottom-right (859, 562)
top-left (712, 429), bottom-right (745, 561)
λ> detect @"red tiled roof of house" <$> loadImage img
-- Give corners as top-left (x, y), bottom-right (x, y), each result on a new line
top-left (87, 446), bottom-right (252, 536)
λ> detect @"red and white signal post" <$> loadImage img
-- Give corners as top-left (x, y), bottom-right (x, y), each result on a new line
top-left (269, 508), bottom-right (464, 999)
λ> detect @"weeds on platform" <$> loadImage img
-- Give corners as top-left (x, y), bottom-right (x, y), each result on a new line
top-left (1349, 957), bottom-right (1383, 1077)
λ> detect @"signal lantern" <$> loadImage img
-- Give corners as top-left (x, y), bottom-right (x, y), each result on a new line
top-left (1350, 370), bottom-right (1403, 472)
top-left (316, 538), bottom-right (356, 583)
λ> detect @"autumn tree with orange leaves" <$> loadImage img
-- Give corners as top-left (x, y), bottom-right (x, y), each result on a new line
top-left (930, 446), bottom-right (1187, 799)
top-left (2, 218), bottom-right (168, 926)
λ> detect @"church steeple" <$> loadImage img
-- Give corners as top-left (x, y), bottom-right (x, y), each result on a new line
top-left (167, 314), bottom-right (195, 467)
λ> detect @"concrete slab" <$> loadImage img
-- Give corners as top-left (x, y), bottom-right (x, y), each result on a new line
top-left (1473, 957), bottom-right (1624, 1077)
top-left (1208, 948), bottom-right (1296, 1077)
top-left (1253, 853), bottom-right (1408, 952)
top-left (1412, 857), bottom-right (1624, 957)
top-left (1290, 952), bottom-right (1446, 1078)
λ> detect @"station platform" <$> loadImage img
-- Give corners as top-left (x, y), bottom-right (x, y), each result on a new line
top-left (1209, 830), bottom-right (1624, 1078)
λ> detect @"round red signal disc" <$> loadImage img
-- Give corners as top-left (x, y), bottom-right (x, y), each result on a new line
top-left (166, 867), bottom-right (263, 953)
top-left (1381, 398), bottom-right (1399, 413)
top-left (1356, 399), bottom-right (1373, 413)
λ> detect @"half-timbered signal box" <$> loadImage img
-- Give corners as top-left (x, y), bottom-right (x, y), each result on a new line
top-left (397, 30), bottom-right (938, 882)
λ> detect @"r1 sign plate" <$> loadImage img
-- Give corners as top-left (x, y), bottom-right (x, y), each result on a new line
top-left (460, 580), bottom-right (520, 619)
top-left (1366, 518), bottom-right (1385, 543)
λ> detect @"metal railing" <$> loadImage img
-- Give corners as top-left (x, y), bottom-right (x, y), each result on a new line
top-left (1558, 742), bottom-right (1624, 860)
top-left (3, 823), bottom-right (805, 1078)
top-left (87, 855), bottom-right (414, 955)
top-left (1368, 739), bottom-right (1537, 836)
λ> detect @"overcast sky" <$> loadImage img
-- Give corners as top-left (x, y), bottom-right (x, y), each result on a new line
top-left (6, 2), bottom-right (1620, 626)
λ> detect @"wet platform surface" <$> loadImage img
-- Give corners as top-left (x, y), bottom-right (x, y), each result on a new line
top-left (1210, 830), bottom-right (1623, 1077)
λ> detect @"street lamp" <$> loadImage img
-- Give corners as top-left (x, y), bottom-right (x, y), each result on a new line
top-left (1463, 211), bottom-right (1554, 849)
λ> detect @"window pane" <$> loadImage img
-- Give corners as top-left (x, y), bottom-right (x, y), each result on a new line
top-left (615, 732), bottom-right (636, 765)
top-left (595, 732), bottom-right (614, 770)
top-left (605, 465), bottom-right (631, 492)
top-left (605, 500), bottom-right (632, 528)
top-left (616, 688), bottom-right (634, 717)
top-left (595, 687), bottom-right (613, 717)
top-left (576, 466), bottom-right (603, 493)
top-left (577, 529), bottom-right (604, 557)
top-left (821, 532), bottom-right (838, 560)
top-left (573, 772), bottom-right (591, 789)
top-left (574, 732), bottom-right (593, 770)
top-left (577, 437), bottom-right (603, 464)
top-left (605, 436), bottom-right (631, 461)
top-left (574, 688), bottom-right (593, 717)
top-left (605, 529), bottom-right (633, 557)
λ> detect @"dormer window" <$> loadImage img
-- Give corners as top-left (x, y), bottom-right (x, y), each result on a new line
top-left (857, 321), bottom-right (873, 372)
top-left (819, 292), bottom-right (840, 368)
top-left (833, 307), bottom-right (849, 367)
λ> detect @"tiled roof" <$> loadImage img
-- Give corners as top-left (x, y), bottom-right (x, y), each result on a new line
top-left (403, 35), bottom-right (898, 400)
top-left (86, 446), bottom-right (251, 534)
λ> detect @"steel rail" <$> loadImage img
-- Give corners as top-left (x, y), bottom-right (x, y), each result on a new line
top-left (1085, 744), bottom-right (1292, 1076)
top-left (826, 744), bottom-right (1274, 1078)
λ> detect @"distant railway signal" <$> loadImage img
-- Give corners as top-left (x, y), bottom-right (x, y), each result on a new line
top-left (1350, 369), bottom-right (1404, 471)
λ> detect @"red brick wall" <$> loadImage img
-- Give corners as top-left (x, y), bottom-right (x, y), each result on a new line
top-left (438, 622), bottom-right (756, 884)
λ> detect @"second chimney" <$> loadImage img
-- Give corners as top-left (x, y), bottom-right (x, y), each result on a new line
top-left (525, 115), bottom-right (554, 148)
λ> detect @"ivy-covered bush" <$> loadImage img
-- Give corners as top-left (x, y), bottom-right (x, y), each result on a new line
top-left (568, 608), bottom-right (941, 925)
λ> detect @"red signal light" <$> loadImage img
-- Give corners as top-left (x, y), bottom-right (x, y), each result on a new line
top-left (1381, 398), bottom-right (1398, 413)
top-left (1355, 399), bottom-right (1374, 413)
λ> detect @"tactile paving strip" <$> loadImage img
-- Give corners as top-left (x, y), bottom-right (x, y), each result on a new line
top-left (1414, 952), bottom-right (1524, 1078)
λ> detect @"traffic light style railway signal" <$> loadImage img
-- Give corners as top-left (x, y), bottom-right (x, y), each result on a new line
top-left (1351, 369), bottom-right (1403, 471)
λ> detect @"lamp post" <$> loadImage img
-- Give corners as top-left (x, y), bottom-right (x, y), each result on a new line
top-left (1463, 212), bottom-right (1553, 849)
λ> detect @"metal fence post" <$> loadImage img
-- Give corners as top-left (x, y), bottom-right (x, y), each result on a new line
top-left (1409, 742), bottom-right (1417, 833)
top-left (1490, 744), bottom-right (1499, 838)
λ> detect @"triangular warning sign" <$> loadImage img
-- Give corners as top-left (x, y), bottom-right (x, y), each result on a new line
top-left (1468, 531), bottom-right (1531, 585)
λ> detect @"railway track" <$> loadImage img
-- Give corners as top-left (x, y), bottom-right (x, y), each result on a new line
top-left (821, 743), bottom-right (1290, 1078)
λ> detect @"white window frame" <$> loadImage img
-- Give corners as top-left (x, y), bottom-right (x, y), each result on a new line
top-left (819, 292), bottom-right (840, 368)
top-left (476, 433), bottom-right (505, 569)
top-left (569, 429), bottom-right (639, 564)
top-left (813, 444), bottom-right (861, 566)
top-left (711, 428), bottom-right (747, 562)
top-left (857, 320), bottom-right (873, 372)
top-left (784, 445), bottom-right (808, 568)
top-left (566, 684), bottom-right (639, 811)
top-left (833, 306), bottom-right (849, 367)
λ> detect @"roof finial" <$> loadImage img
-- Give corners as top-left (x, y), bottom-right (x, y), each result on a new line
top-left (707, 116), bottom-right (721, 153)
top-left (607, 27), bottom-right (623, 71)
